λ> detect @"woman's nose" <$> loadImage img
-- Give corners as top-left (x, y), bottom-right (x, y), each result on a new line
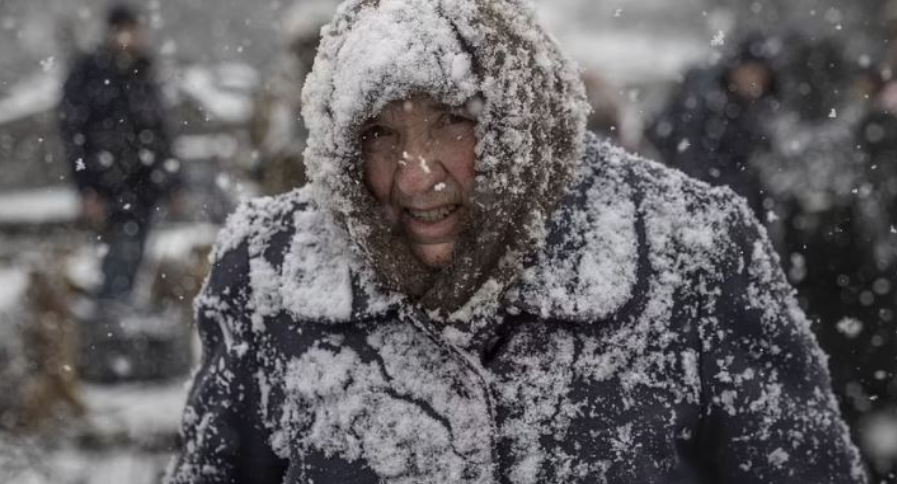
top-left (394, 136), bottom-right (445, 195)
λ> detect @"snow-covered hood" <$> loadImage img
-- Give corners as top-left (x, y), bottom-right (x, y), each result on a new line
top-left (301, 0), bottom-right (589, 316)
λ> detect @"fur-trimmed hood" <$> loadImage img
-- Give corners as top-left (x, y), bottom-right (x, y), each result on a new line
top-left (300, 0), bottom-right (589, 315)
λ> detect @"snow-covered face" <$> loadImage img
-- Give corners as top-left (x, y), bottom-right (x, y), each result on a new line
top-left (361, 95), bottom-right (477, 269)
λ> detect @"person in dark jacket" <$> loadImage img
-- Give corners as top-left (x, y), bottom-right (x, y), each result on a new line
top-left (771, 74), bottom-right (897, 476)
top-left (166, 1), bottom-right (865, 482)
top-left (59, 4), bottom-right (179, 305)
top-left (647, 34), bottom-right (780, 218)
top-left (748, 51), bottom-right (893, 477)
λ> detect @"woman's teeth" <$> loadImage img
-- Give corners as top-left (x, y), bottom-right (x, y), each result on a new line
top-left (407, 205), bottom-right (458, 222)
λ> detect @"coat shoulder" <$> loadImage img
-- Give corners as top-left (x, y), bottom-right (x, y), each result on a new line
top-left (592, 136), bottom-right (761, 261)
top-left (208, 186), bottom-right (362, 325)
top-left (212, 186), bottom-right (318, 263)
top-left (585, 133), bottom-right (766, 268)
top-left (589, 135), bottom-right (751, 221)
top-left (513, 135), bottom-right (764, 321)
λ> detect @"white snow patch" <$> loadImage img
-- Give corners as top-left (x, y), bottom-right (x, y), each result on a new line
top-left (836, 317), bottom-right (864, 339)
top-left (0, 72), bottom-right (60, 125)
top-left (179, 64), bottom-right (258, 124)
top-left (767, 448), bottom-right (790, 467)
top-left (0, 186), bottom-right (80, 225)
top-left (280, 208), bottom-right (353, 322)
top-left (0, 267), bottom-right (29, 311)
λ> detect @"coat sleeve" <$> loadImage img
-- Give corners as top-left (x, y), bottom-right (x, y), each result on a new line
top-left (165, 242), bottom-right (287, 484)
top-left (696, 196), bottom-right (867, 483)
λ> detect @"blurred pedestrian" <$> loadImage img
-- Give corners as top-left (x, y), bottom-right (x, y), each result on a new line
top-left (850, 68), bottom-right (897, 475)
top-left (803, 64), bottom-right (897, 434)
top-left (58, 3), bottom-right (180, 380)
top-left (646, 34), bottom-right (780, 217)
top-left (753, 38), bottom-right (897, 476)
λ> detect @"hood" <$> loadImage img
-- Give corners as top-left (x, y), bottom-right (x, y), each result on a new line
top-left (301, 0), bottom-right (589, 317)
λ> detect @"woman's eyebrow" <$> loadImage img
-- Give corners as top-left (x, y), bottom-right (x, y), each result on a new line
top-left (378, 106), bottom-right (405, 123)
top-left (362, 111), bottom-right (392, 127)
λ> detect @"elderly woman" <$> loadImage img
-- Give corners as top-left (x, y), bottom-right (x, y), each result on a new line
top-left (165, 0), bottom-right (865, 483)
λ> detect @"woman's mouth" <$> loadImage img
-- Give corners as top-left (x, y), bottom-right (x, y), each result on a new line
top-left (406, 205), bottom-right (460, 223)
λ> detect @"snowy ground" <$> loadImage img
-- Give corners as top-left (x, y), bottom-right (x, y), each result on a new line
top-left (0, 382), bottom-right (188, 484)
top-left (0, 187), bottom-right (79, 226)
top-left (0, 219), bottom-right (214, 483)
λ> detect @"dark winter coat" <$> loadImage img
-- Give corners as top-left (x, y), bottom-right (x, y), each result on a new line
top-left (165, 136), bottom-right (864, 484)
top-left (647, 66), bottom-right (773, 217)
top-left (59, 46), bottom-right (178, 215)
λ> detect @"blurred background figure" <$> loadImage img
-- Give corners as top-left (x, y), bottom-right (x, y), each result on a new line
top-left (58, 3), bottom-right (180, 382)
top-left (841, 69), bottom-right (897, 475)
top-left (653, 26), bottom-right (897, 479)
top-left (645, 34), bottom-right (780, 217)
top-left (248, 0), bottom-right (340, 195)
top-left (760, 41), bottom-right (897, 476)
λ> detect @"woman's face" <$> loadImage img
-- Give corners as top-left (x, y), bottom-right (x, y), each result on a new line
top-left (361, 95), bottom-right (477, 269)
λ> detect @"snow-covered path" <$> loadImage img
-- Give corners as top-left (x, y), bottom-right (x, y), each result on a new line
top-left (1, 382), bottom-right (187, 484)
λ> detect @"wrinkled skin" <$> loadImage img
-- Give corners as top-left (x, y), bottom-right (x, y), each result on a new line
top-left (361, 96), bottom-right (477, 268)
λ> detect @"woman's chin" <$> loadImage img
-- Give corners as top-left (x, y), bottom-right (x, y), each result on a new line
top-left (411, 241), bottom-right (456, 269)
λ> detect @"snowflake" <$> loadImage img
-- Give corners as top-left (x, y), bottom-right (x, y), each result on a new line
top-left (40, 56), bottom-right (55, 73)
top-left (767, 448), bottom-right (790, 467)
top-left (836, 318), bottom-right (863, 339)
top-left (711, 30), bottom-right (725, 47)
top-left (75, 158), bottom-right (86, 172)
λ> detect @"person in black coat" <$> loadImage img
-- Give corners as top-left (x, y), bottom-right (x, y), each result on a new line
top-left (777, 81), bottom-right (897, 475)
top-left (59, 4), bottom-right (179, 304)
top-left (166, 1), bottom-right (865, 482)
top-left (647, 35), bottom-right (780, 218)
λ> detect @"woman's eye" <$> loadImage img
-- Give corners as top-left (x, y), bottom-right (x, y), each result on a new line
top-left (440, 113), bottom-right (474, 127)
top-left (361, 125), bottom-right (393, 142)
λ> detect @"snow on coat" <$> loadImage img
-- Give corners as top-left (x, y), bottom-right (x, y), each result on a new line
top-left (165, 0), bottom-right (864, 482)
